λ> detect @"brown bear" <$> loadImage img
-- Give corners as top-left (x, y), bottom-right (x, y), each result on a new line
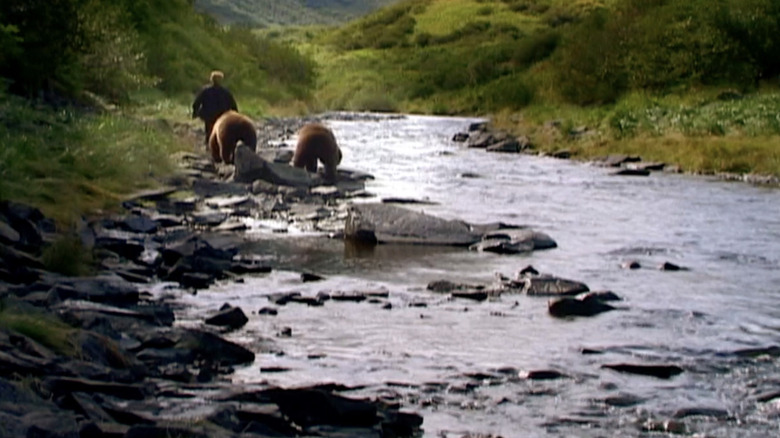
top-left (292, 123), bottom-right (342, 182)
top-left (208, 110), bottom-right (257, 164)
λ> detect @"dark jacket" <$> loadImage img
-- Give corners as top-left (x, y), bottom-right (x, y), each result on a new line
top-left (192, 85), bottom-right (238, 122)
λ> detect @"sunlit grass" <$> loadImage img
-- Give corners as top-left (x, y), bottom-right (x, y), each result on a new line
top-left (414, 0), bottom-right (534, 36)
top-left (494, 88), bottom-right (780, 177)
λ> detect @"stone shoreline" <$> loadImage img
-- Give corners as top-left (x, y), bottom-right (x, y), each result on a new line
top-left (0, 114), bottom-right (425, 438)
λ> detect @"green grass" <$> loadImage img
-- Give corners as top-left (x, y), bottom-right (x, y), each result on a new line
top-left (494, 88), bottom-right (780, 176)
top-left (0, 299), bottom-right (78, 356)
top-left (0, 93), bottom-right (190, 225)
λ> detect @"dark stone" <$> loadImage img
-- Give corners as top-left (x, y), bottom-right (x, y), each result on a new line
top-left (673, 407), bottom-right (730, 419)
top-left (659, 261), bottom-right (689, 271)
top-left (258, 307), bottom-right (278, 316)
top-left (621, 260), bottom-right (641, 269)
top-left (613, 168), bottom-right (650, 176)
top-left (330, 293), bottom-right (368, 303)
top-left (261, 388), bottom-right (378, 428)
top-left (451, 291), bottom-right (488, 302)
top-left (549, 296), bottom-right (616, 317)
top-left (470, 229), bottom-right (557, 254)
top-left (519, 275), bottom-right (589, 297)
top-left (301, 272), bottom-right (325, 282)
top-left (178, 272), bottom-right (215, 290)
top-left (42, 377), bottom-right (148, 400)
top-left (178, 329), bottom-right (255, 366)
top-left (229, 261), bottom-right (272, 275)
top-left (602, 363), bottom-right (684, 379)
top-left (524, 370), bottom-right (568, 380)
top-left (452, 132), bottom-right (469, 142)
top-left (205, 306), bottom-right (249, 330)
top-left (518, 265), bottom-right (539, 276)
top-left (345, 203), bottom-right (481, 246)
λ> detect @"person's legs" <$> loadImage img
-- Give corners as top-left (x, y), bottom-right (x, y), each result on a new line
top-left (204, 119), bottom-right (216, 147)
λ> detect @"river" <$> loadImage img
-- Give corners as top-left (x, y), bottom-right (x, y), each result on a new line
top-left (175, 114), bottom-right (780, 437)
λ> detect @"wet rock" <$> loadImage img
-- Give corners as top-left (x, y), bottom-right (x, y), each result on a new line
top-left (0, 200), bottom-right (48, 251)
top-left (469, 121), bottom-right (488, 132)
top-left (521, 370), bottom-right (568, 380)
top-left (381, 197), bottom-right (438, 205)
top-left (330, 293), bottom-right (368, 303)
top-left (673, 407), bottom-right (731, 419)
top-left (267, 292), bottom-right (302, 306)
top-left (451, 291), bottom-right (489, 302)
top-left (301, 272), bottom-right (325, 282)
top-left (517, 275), bottom-right (590, 297)
top-left (548, 294), bottom-right (616, 318)
top-left (518, 265), bottom-right (539, 276)
top-left (427, 280), bottom-right (484, 293)
top-left (602, 363), bottom-right (684, 379)
top-left (613, 168), bottom-right (650, 176)
top-left (452, 132), bottom-right (469, 142)
top-left (730, 345), bottom-right (780, 358)
top-left (234, 144), bottom-right (316, 187)
top-left (659, 261), bottom-right (689, 271)
top-left (470, 229), bottom-right (557, 254)
top-left (258, 307), bottom-right (278, 316)
top-left (345, 203), bottom-right (480, 246)
top-left (621, 260), bottom-right (641, 269)
top-left (205, 306), bottom-right (249, 330)
top-left (208, 404), bottom-right (300, 436)
top-left (603, 393), bottom-right (645, 407)
top-left (92, 228), bottom-right (147, 261)
top-left (42, 376), bottom-right (148, 400)
top-left (61, 275), bottom-right (140, 306)
top-left (262, 387), bottom-right (378, 428)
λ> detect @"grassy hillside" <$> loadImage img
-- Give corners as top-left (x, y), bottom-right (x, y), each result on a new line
top-left (0, 0), bottom-right (319, 223)
top-left (273, 0), bottom-right (780, 177)
top-left (194, 0), bottom-right (400, 25)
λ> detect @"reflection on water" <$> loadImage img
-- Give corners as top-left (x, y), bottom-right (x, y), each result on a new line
top-left (175, 114), bottom-right (780, 437)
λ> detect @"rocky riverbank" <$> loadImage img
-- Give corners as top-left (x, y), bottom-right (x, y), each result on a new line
top-left (452, 121), bottom-right (780, 186)
top-left (0, 113), bottom-right (428, 438)
top-left (4, 112), bottom-right (775, 438)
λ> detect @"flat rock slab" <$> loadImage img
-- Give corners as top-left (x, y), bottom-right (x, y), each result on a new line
top-left (345, 203), bottom-right (481, 246)
top-left (471, 229), bottom-right (557, 254)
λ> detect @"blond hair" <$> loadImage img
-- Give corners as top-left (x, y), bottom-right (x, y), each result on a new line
top-left (209, 70), bottom-right (224, 85)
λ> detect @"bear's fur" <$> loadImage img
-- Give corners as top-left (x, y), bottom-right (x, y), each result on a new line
top-left (208, 110), bottom-right (257, 164)
top-left (292, 123), bottom-right (342, 182)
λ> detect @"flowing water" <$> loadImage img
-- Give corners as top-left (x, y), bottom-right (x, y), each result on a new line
top-left (174, 115), bottom-right (780, 437)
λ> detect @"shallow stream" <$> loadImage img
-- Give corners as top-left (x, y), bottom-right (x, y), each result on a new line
top-left (175, 115), bottom-right (780, 437)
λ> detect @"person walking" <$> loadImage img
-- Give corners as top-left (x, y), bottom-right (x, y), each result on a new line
top-left (192, 70), bottom-right (238, 145)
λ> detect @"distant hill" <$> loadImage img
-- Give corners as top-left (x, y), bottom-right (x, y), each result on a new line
top-left (193, 0), bottom-right (400, 26)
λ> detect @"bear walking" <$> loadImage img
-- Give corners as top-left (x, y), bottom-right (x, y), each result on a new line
top-left (209, 110), bottom-right (257, 164)
top-left (292, 123), bottom-right (342, 183)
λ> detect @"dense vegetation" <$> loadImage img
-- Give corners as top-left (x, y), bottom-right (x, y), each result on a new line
top-left (193, 0), bottom-right (399, 26)
top-left (1, 0), bottom-right (779, 226)
top-left (0, 0), bottom-right (317, 107)
top-left (284, 0), bottom-right (779, 176)
top-left (0, 0), bottom-right (318, 223)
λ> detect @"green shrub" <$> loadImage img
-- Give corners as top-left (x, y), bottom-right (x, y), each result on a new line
top-left (479, 74), bottom-right (534, 110)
